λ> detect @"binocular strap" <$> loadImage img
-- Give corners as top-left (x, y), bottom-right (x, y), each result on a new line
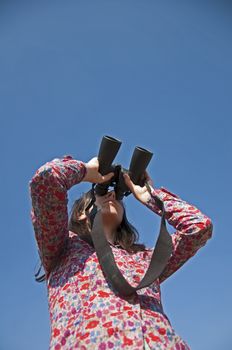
top-left (90, 198), bottom-right (173, 297)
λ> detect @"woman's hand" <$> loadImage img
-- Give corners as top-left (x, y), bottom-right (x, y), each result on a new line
top-left (123, 171), bottom-right (154, 205)
top-left (82, 157), bottom-right (114, 184)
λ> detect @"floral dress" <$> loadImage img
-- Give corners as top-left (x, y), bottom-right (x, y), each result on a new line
top-left (29, 155), bottom-right (213, 350)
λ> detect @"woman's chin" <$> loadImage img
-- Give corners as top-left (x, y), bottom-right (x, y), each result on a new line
top-left (101, 207), bottom-right (118, 216)
top-left (101, 207), bottom-right (120, 224)
top-left (102, 202), bottom-right (117, 211)
top-left (98, 201), bottom-right (123, 225)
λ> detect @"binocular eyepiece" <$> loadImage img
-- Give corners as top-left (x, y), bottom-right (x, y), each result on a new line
top-left (94, 135), bottom-right (153, 200)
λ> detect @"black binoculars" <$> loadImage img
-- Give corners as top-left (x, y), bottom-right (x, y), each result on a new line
top-left (94, 135), bottom-right (153, 200)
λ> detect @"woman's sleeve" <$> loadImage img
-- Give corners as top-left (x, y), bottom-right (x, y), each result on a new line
top-left (145, 186), bottom-right (213, 284)
top-left (28, 155), bottom-right (87, 277)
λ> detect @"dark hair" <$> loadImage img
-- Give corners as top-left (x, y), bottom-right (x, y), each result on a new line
top-left (35, 189), bottom-right (146, 282)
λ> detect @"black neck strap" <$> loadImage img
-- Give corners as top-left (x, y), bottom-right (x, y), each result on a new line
top-left (90, 194), bottom-right (173, 297)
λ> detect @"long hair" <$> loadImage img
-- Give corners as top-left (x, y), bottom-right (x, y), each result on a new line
top-left (35, 189), bottom-right (146, 282)
top-left (68, 189), bottom-right (146, 253)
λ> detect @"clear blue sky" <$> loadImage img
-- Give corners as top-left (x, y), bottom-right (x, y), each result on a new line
top-left (1, 0), bottom-right (231, 349)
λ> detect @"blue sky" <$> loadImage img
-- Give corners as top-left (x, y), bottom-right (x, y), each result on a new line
top-left (1, 0), bottom-right (231, 349)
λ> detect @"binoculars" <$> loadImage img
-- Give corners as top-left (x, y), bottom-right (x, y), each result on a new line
top-left (94, 135), bottom-right (153, 200)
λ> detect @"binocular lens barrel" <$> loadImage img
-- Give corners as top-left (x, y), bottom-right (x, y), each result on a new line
top-left (129, 147), bottom-right (153, 185)
top-left (97, 135), bottom-right (122, 175)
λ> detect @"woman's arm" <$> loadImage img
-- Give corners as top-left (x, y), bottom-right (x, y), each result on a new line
top-left (145, 186), bottom-right (213, 284)
top-left (123, 173), bottom-right (213, 283)
top-left (29, 155), bottom-right (114, 279)
top-left (29, 155), bottom-right (87, 278)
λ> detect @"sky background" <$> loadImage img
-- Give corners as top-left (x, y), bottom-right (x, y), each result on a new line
top-left (1, 0), bottom-right (232, 349)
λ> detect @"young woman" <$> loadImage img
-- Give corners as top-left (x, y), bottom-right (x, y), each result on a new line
top-left (29, 154), bottom-right (213, 350)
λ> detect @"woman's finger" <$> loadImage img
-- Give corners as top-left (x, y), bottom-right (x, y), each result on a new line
top-left (123, 173), bottom-right (135, 193)
top-left (144, 170), bottom-right (154, 186)
top-left (99, 172), bottom-right (114, 183)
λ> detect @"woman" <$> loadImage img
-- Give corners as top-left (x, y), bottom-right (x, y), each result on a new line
top-left (29, 154), bottom-right (213, 350)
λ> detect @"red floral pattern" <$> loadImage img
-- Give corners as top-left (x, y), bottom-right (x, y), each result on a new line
top-left (29, 155), bottom-right (213, 349)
